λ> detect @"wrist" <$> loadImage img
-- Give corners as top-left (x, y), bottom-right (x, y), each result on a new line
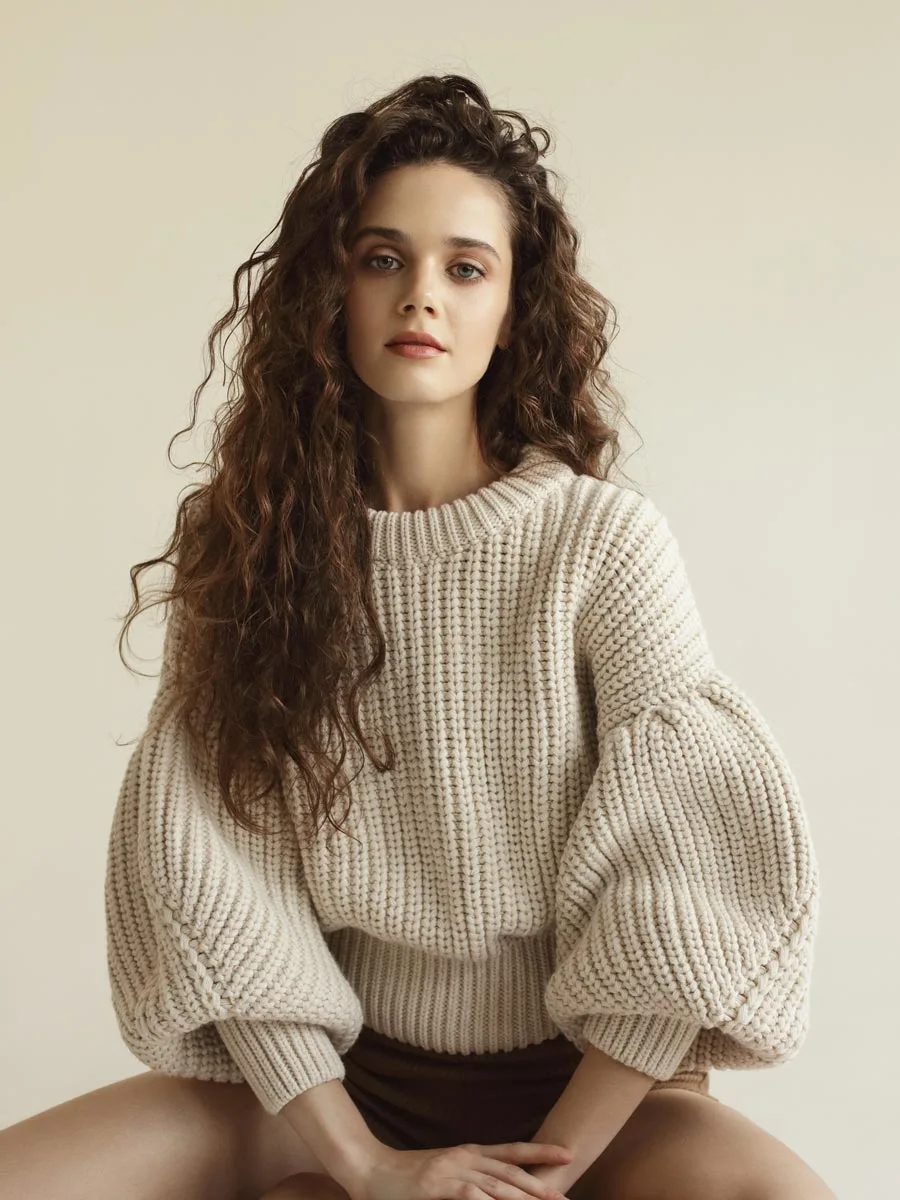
top-left (279, 1079), bottom-right (386, 1200)
top-left (329, 1136), bottom-right (390, 1200)
top-left (527, 1162), bottom-right (578, 1197)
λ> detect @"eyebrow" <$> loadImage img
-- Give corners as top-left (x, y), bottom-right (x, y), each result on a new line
top-left (350, 225), bottom-right (502, 264)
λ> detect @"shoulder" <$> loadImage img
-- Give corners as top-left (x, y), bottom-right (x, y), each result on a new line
top-left (568, 474), bottom-right (676, 584)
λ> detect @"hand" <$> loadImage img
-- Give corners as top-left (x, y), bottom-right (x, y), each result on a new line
top-left (348, 1140), bottom-right (575, 1200)
top-left (525, 1162), bottom-right (578, 1199)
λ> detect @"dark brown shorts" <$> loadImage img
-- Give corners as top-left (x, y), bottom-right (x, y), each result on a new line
top-left (342, 1025), bottom-right (717, 1151)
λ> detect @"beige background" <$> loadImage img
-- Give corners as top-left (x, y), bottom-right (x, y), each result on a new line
top-left (3, 3), bottom-right (897, 1195)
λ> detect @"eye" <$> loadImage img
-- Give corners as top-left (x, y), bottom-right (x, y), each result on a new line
top-left (453, 262), bottom-right (485, 281)
top-left (363, 253), bottom-right (486, 282)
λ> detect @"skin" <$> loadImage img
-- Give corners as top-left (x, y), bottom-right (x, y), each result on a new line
top-left (0, 1071), bottom-right (336, 1200)
top-left (0, 161), bottom-right (836, 1200)
top-left (0, 1067), bottom-right (836, 1200)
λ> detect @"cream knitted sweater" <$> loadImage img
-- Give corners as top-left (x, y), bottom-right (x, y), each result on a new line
top-left (105, 445), bottom-right (820, 1115)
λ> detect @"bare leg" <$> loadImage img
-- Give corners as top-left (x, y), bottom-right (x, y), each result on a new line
top-left (0, 1069), bottom-right (329, 1200)
top-left (566, 1089), bottom-right (836, 1200)
top-left (259, 1176), bottom-right (353, 1200)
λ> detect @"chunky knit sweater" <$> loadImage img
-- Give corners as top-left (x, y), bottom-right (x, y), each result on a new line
top-left (104, 445), bottom-right (820, 1115)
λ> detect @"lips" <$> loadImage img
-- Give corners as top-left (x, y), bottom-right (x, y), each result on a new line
top-left (386, 332), bottom-right (446, 350)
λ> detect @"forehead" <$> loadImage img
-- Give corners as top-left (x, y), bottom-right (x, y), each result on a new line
top-left (351, 163), bottom-right (511, 255)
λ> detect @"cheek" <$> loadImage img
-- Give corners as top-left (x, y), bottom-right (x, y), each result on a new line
top-left (458, 298), bottom-right (507, 340)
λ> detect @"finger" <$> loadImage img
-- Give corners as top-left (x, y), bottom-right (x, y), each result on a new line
top-left (480, 1142), bottom-right (573, 1164)
top-left (466, 1167), bottom-right (566, 1200)
top-left (471, 1155), bottom-right (568, 1200)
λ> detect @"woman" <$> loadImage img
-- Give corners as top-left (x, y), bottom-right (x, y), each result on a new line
top-left (0, 74), bottom-right (835, 1200)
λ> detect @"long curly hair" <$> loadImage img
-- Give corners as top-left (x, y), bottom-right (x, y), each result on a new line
top-left (117, 72), bottom-right (639, 844)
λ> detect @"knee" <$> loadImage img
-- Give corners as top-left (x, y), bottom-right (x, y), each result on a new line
top-left (258, 1173), bottom-right (351, 1200)
top-left (743, 1175), bottom-right (838, 1200)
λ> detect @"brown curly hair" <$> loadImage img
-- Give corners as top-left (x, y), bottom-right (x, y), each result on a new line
top-left (116, 72), bottom-right (640, 844)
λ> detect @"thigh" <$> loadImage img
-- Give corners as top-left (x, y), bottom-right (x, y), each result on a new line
top-left (566, 1089), bottom-right (835, 1200)
top-left (0, 1068), bottom-right (327, 1200)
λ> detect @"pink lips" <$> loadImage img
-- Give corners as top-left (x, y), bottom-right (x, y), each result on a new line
top-left (386, 343), bottom-right (445, 358)
top-left (386, 330), bottom-right (446, 350)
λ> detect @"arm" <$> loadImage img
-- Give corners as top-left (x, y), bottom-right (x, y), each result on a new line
top-left (543, 488), bottom-right (818, 1076)
top-left (527, 1042), bottom-right (655, 1195)
top-left (105, 594), bottom-right (365, 1115)
top-left (534, 488), bottom-right (819, 1191)
top-left (280, 1079), bottom-right (383, 1198)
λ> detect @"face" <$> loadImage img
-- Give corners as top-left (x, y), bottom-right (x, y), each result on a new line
top-left (342, 162), bottom-right (514, 414)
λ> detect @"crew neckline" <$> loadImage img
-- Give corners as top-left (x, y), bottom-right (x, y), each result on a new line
top-left (365, 444), bottom-right (575, 563)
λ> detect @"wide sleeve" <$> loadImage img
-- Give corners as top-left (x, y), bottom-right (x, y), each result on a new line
top-left (543, 489), bottom-right (820, 1081)
top-left (104, 596), bottom-right (364, 1114)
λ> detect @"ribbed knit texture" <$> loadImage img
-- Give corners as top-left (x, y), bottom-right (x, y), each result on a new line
top-left (104, 444), bottom-right (820, 1115)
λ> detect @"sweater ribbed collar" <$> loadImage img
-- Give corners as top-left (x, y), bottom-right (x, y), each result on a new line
top-left (366, 444), bottom-right (576, 564)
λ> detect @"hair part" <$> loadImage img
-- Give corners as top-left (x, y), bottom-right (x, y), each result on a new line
top-left (117, 72), bottom-right (641, 844)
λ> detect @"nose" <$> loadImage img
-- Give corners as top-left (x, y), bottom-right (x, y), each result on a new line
top-left (401, 296), bottom-right (436, 314)
top-left (398, 266), bottom-right (437, 314)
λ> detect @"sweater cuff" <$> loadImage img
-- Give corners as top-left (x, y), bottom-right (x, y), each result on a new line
top-left (581, 1012), bottom-right (702, 1080)
top-left (214, 1019), bottom-right (347, 1114)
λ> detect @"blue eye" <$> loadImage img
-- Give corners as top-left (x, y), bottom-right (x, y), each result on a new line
top-left (364, 254), bottom-right (485, 282)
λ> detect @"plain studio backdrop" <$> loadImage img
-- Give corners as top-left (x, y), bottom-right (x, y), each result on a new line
top-left (2, 3), bottom-right (897, 1196)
